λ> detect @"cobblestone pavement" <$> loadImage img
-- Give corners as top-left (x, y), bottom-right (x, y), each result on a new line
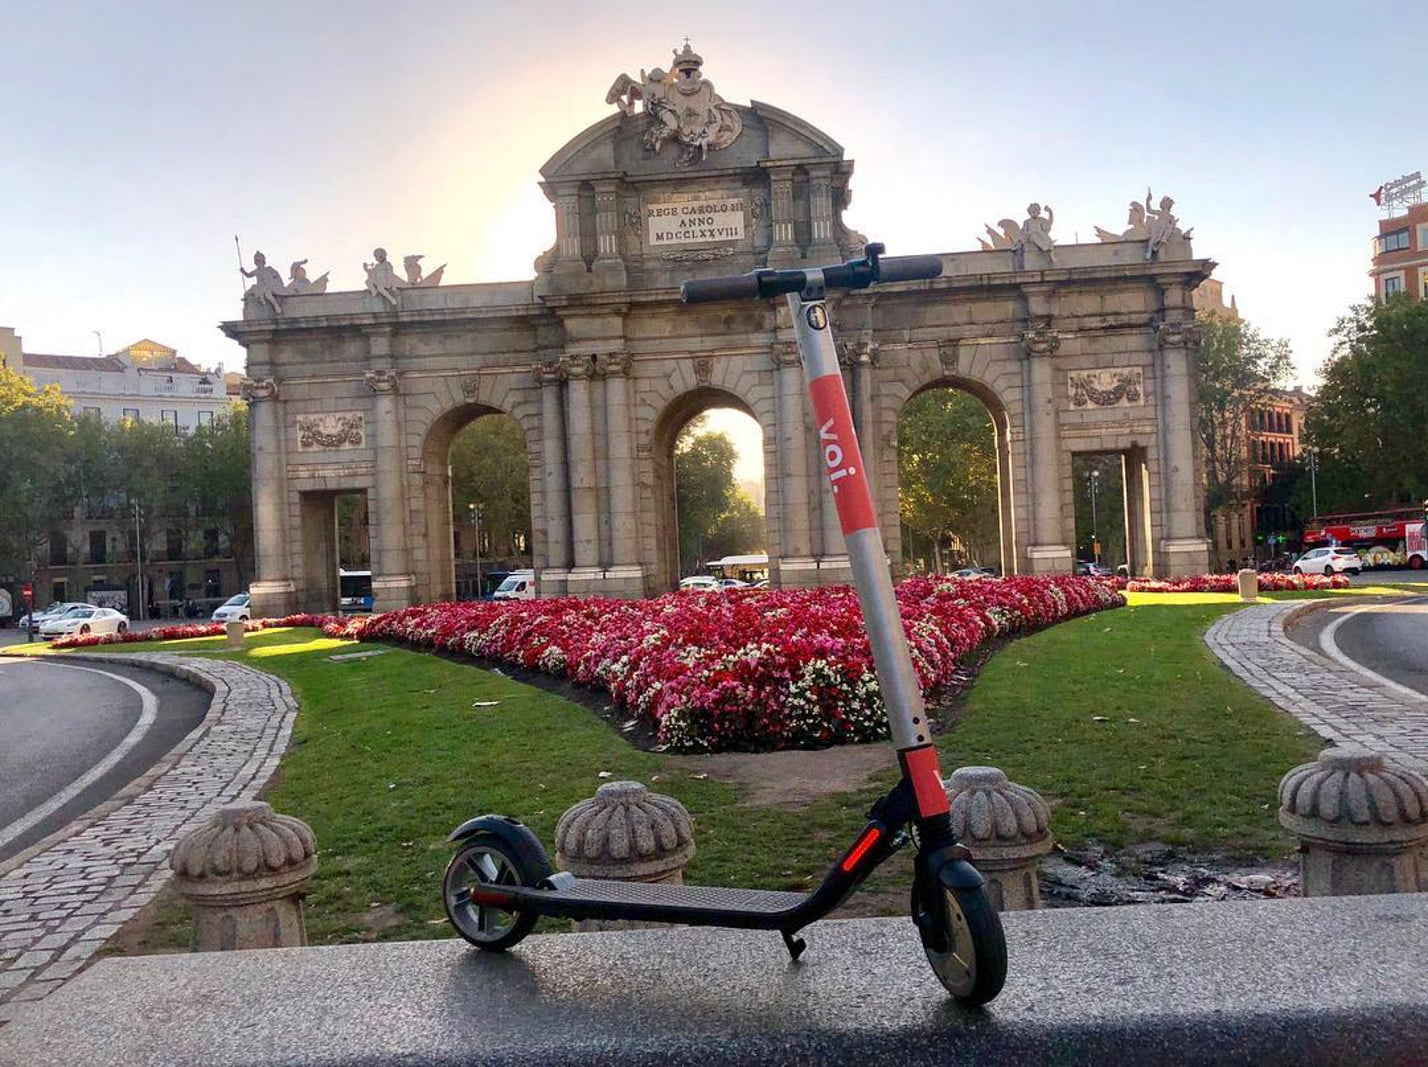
top-left (1204, 600), bottom-right (1428, 771)
top-left (0, 653), bottom-right (296, 1023)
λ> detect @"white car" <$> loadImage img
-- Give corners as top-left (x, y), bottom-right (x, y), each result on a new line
top-left (212, 593), bottom-right (252, 622)
top-left (679, 575), bottom-right (721, 592)
top-left (39, 604), bottom-right (129, 639)
top-left (16, 601), bottom-right (88, 630)
top-left (1292, 547), bottom-right (1362, 576)
top-left (491, 570), bottom-right (536, 601)
top-left (719, 578), bottom-right (750, 589)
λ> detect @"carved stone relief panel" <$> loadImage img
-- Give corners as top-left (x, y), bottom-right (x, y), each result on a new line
top-left (297, 412), bottom-right (366, 451)
top-left (1067, 369), bottom-right (1145, 409)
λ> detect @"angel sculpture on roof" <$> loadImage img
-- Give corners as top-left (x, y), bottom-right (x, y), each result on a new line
top-left (606, 42), bottom-right (743, 167)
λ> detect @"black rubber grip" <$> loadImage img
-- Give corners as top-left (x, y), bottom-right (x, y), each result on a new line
top-left (876, 255), bottom-right (944, 284)
top-left (681, 273), bottom-right (761, 304)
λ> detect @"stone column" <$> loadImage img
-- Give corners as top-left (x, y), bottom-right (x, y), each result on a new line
top-left (364, 345), bottom-right (415, 610)
top-left (945, 766), bottom-right (1054, 911)
top-left (592, 180), bottom-right (627, 288)
top-left (598, 351), bottom-right (643, 595)
top-left (1021, 318), bottom-right (1072, 574)
top-left (1155, 316), bottom-right (1211, 576)
top-left (554, 781), bottom-right (694, 932)
top-left (534, 360), bottom-right (571, 592)
top-left (765, 166), bottom-right (798, 266)
top-left (241, 368), bottom-right (296, 617)
top-left (773, 342), bottom-right (814, 585)
top-left (806, 165), bottom-right (839, 261)
top-left (563, 353), bottom-right (602, 585)
top-left (1279, 748), bottom-right (1428, 896)
top-left (169, 802), bottom-right (317, 951)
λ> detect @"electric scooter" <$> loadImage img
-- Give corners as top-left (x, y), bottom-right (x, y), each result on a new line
top-left (441, 244), bottom-right (1008, 1006)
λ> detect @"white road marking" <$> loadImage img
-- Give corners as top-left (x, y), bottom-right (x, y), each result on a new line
top-left (0, 661), bottom-right (159, 850)
top-left (1319, 603), bottom-right (1428, 703)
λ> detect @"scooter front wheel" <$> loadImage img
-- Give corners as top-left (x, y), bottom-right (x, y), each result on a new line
top-left (912, 878), bottom-right (1007, 1005)
top-left (443, 831), bottom-right (550, 951)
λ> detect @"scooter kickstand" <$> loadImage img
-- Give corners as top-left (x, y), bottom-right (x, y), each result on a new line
top-left (781, 930), bottom-right (807, 962)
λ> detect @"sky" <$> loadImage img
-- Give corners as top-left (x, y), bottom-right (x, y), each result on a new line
top-left (3, 1), bottom-right (1424, 486)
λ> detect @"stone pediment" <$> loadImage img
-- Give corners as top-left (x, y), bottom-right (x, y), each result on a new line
top-left (540, 101), bottom-right (844, 182)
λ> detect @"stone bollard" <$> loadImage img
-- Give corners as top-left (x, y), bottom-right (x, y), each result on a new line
top-left (170, 801), bottom-right (318, 950)
top-left (225, 620), bottom-right (246, 648)
top-left (1237, 568), bottom-right (1259, 601)
top-left (554, 780), bottom-right (694, 932)
top-left (1278, 747), bottom-right (1428, 896)
top-left (945, 766), bottom-right (1053, 910)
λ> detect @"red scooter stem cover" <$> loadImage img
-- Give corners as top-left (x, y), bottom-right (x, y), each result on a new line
top-left (807, 374), bottom-right (877, 536)
top-left (902, 745), bottom-right (951, 817)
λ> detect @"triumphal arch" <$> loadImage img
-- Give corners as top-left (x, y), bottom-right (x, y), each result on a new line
top-left (223, 45), bottom-right (1211, 616)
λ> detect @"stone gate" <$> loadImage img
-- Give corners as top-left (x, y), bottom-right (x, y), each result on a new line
top-left (223, 46), bottom-right (1211, 616)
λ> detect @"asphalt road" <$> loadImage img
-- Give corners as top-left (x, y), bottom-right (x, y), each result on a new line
top-left (0, 657), bottom-right (209, 864)
top-left (1288, 595), bottom-right (1428, 700)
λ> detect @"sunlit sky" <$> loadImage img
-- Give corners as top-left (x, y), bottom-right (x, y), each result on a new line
top-left (4, 2), bottom-right (1423, 488)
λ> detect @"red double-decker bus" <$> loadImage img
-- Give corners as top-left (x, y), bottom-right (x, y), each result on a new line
top-left (1302, 507), bottom-right (1427, 570)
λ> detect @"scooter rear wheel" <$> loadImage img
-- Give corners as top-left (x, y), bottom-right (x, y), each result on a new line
top-left (912, 878), bottom-right (1007, 1005)
top-left (443, 831), bottom-right (551, 951)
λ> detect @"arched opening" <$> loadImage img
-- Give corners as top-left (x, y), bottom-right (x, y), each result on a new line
top-left (651, 389), bottom-right (768, 591)
top-left (1072, 453), bottom-right (1129, 573)
top-left (420, 405), bottom-right (534, 603)
top-left (896, 383), bottom-right (1013, 575)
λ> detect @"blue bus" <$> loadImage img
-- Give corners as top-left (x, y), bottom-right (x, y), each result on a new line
top-left (339, 569), bottom-right (374, 612)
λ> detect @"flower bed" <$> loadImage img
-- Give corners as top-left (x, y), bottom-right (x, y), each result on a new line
top-left (51, 613), bottom-right (344, 649)
top-left (359, 576), bottom-right (1120, 750)
top-left (1117, 572), bottom-right (1350, 594)
top-left (54, 578), bottom-right (1121, 751)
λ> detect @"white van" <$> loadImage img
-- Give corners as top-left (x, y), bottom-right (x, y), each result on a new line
top-left (492, 570), bottom-right (536, 600)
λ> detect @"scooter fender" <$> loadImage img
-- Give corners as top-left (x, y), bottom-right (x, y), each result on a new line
top-left (445, 813), bottom-right (541, 854)
top-left (934, 857), bottom-right (986, 891)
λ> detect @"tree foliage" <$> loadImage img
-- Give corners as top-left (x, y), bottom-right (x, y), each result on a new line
top-left (1304, 297), bottom-right (1428, 509)
top-left (675, 419), bottom-right (739, 571)
top-left (897, 388), bottom-right (999, 569)
top-left (449, 414), bottom-right (532, 564)
top-left (0, 366), bottom-right (75, 576)
top-left (1194, 311), bottom-right (1293, 519)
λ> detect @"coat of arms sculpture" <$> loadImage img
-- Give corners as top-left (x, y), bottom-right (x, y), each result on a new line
top-left (606, 42), bottom-right (743, 167)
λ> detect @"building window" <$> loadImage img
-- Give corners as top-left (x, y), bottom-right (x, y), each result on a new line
top-left (1383, 275), bottom-right (1404, 297)
top-left (1377, 229), bottom-right (1410, 254)
top-left (197, 410), bottom-right (214, 426)
top-left (90, 530), bottom-right (107, 564)
top-left (204, 528), bottom-right (221, 558)
top-left (204, 569), bottom-right (222, 599)
top-left (166, 528), bottom-right (185, 560)
top-left (122, 407), bottom-right (140, 422)
top-left (160, 410), bottom-right (179, 433)
top-left (51, 579), bottom-right (67, 603)
top-left (82, 406), bottom-right (102, 420)
top-left (49, 531), bottom-right (68, 566)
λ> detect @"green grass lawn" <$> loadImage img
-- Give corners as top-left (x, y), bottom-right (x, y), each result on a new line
top-left (53, 593), bottom-right (1341, 948)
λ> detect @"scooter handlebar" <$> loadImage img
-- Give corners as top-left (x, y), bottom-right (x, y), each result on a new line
top-left (681, 273), bottom-right (763, 304)
top-left (875, 255), bottom-right (944, 284)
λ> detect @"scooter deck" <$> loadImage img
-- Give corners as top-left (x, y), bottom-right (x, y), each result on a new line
top-left (501, 878), bottom-right (809, 929)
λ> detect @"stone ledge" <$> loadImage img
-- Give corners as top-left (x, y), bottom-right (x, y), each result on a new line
top-left (2, 894), bottom-right (1424, 1065)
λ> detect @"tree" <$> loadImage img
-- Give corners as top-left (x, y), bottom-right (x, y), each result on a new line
top-left (897, 389), bottom-right (999, 570)
top-left (1194, 311), bottom-right (1293, 529)
top-left (1305, 297), bottom-right (1428, 508)
top-left (449, 414), bottom-right (532, 565)
top-left (0, 366), bottom-right (75, 578)
top-left (675, 419), bottom-right (739, 572)
top-left (182, 407), bottom-right (254, 586)
top-left (704, 487), bottom-right (765, 562)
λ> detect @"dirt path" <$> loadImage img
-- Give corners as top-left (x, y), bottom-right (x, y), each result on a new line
top-left (665, 742), bottom-right (895, 808)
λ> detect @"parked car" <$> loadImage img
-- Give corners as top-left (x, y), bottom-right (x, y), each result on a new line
top-left (16, 601), bottom-right (88, 630)
top-left (1075, 561), bottom-right (1114, 577)
top-left (39, 604), bottom-right (129, 639)
top-left (719, 578), bottom-right (750, 589)
top-left (211, 593), bottom-right (252, 622)
top-left (1292, 547), bottom-right (1362, 576)
top-left (491, 569), bottom-right (536, 600)
top-left (679, 575), bottom-right (721, 592)
top-left (950, 567), bottom-right (991, 579)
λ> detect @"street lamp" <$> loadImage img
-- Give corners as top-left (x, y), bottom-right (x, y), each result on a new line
top-left (1088, 468), bottom-right (1101, 563)
top-left (1308, 449), bottom-right (1319, 518)
top-left (132, 500), bottom-right (144, 622)
top-left (468, 502), bottom-right (482, 599)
